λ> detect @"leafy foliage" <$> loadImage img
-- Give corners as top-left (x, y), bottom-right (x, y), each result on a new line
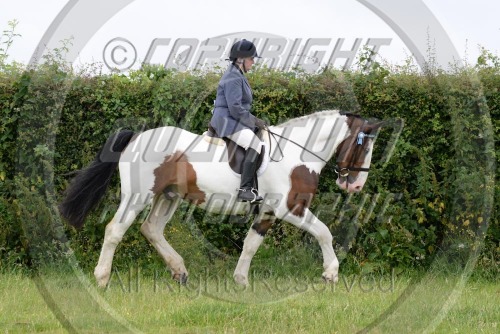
top-left (0, 43), bottom-right (497, 277)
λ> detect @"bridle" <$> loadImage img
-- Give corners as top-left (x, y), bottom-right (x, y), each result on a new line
top-left (264, 120), bottom-right (376, 179)
top-left (333, 129), bottom-right (376, 178)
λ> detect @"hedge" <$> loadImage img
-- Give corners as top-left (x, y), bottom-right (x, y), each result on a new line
top-left (0, 54), bottom-right (497, 277)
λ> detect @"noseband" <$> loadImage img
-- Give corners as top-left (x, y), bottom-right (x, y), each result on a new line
top-left (334, 129), bottom-right (376, 178)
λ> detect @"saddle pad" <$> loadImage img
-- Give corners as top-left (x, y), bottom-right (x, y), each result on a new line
top-left (204, 126), bottom-right (269, 175)
top-left (202, 132), bottom-right (225, 146)
top-left (222, 137), bottom-right (267, 175)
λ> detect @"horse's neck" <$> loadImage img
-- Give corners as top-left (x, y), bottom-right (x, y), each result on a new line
top-left (271, 112), bottom-right (349, 166)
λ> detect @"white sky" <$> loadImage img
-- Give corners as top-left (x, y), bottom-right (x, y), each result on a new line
top-left (1, 0), bottom-right (499, 71)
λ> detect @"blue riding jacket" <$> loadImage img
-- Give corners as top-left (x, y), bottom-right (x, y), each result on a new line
top-left (210, 64), bottom-right (257, 138)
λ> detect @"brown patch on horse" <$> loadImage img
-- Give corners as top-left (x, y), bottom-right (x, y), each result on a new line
top-left (251, 219), bottom-right (274, 236)
top-left (151, 151), bottom-right (206, 204)
top-left (287, 165), bottom-right (319, 217)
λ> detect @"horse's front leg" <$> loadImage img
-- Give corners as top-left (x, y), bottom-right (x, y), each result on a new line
top-left (282, 209), bottom-right (339, 283)
top-left (234, 213), bottom-right (275, 286)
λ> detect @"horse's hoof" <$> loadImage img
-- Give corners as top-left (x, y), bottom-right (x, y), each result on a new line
top-left (96, 279), bottom-right (109, 289)
top-left (173, 272), bottom-right (188, 285)
top-left (234, 274), bottom-right (249, 286)
top-left (94, 269), bottom-right (110, 288)
top-left (322, 273), bottom-right (338, 284)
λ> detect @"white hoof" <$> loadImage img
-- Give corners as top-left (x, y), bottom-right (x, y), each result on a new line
top-left (322, 259), bottom-right (339, 283)
top-left (322, 272), bottom-right (339, 283)
top-left (94, 267), bottom-right (111, 288)
top-left (234, 273), bottom-right (249, 286)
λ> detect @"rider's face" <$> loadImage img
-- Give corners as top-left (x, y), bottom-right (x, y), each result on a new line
top-left (243, 57), bottom-right (255, 71)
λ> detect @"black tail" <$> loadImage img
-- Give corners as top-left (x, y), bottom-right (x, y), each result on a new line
top-left (59, 130), bottom-right (135, 228)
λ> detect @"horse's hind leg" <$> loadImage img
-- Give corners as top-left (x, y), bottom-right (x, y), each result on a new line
top-left (140, 195), bottom-right (188, 283)
top-left (234, 212), bottom-right (276, 286)
top-left (94, 194), bottom-right (147, 288)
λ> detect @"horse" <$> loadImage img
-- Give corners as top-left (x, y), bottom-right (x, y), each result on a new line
top-left (59, 110), bottom-right (383, 287)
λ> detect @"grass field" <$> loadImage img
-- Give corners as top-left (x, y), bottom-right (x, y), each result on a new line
top-left (0, 268), bottom-right (498, 334)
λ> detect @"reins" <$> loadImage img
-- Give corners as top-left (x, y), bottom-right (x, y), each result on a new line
top-left (263, 124), bottom-right (375, 176)
top-left (265, 128), bottom-right (328, 163)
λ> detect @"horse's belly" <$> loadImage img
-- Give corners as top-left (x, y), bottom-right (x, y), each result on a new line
top-left (196, 194), bottom-right (253, 215)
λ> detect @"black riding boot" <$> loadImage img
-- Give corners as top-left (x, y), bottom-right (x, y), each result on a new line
top-left (237, 148), bottom-right (263, 203)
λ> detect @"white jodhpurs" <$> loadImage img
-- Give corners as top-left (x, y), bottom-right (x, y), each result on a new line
top-left (227, 129), bottom-right (262, 152)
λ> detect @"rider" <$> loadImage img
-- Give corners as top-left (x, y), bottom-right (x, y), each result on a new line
top-left (210, 39), bottom-right (266, 203)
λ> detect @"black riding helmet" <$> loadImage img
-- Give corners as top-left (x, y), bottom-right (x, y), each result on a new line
top-left (229, 39), bottom-right (260, 61)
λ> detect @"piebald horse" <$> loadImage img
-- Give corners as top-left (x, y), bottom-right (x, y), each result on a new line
top-left (59, 110), bottom-right (383, 287)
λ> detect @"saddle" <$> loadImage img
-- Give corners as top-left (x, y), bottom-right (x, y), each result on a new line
top-left (205, 125), bottom-right (266, 175)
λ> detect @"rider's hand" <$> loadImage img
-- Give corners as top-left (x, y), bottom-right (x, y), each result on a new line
top-left (255, 117), bottom-right (268, 130)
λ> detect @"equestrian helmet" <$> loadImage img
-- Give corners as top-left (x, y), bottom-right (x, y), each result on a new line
top-left (229, 39), bottom-right (260, 61)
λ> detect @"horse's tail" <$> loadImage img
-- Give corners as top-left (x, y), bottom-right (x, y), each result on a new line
top-left (59, 130), bottom-right (135, 228)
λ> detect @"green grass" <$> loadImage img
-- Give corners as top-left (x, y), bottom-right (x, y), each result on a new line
top-left (0, 269), bottom-right (498, 333)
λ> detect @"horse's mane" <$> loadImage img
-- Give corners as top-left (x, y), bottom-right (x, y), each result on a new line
top-left (274, 110), bottom-right (345, 128)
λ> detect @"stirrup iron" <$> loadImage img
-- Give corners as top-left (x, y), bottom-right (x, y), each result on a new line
top-left (237, 188), bottom-right (263, 203)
